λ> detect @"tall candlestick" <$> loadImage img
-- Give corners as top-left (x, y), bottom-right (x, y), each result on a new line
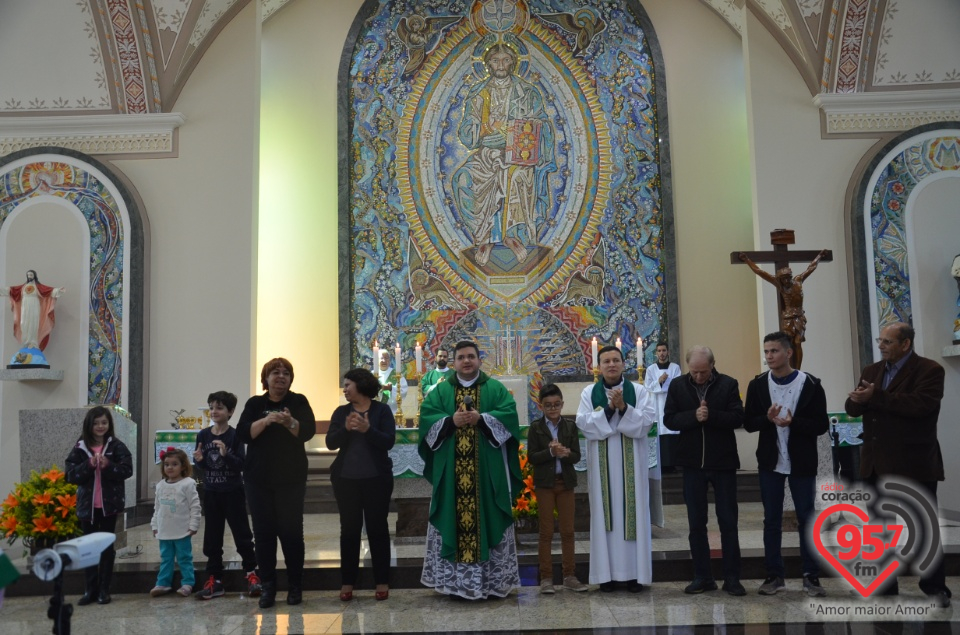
top-left (415, 342), bottom-right (423, 374)
top-left (394, 343), bottom-right (401, 375)
top-left (591, 337), bottom-right (598, 368)
top-left (373, 340), bottom-right (379, 372)
top-left (637, 336), bottom-right (643, 370)
top-left (615, 337), bottom-right (622, 351)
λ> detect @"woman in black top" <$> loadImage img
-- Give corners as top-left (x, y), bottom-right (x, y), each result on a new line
top-left (236, 357), bottom-right (316, 608)
top-left (326, 368), bottom-right (396, 601)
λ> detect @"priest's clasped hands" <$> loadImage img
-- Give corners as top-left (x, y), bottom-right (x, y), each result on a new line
top-left (453, 404), bottom-right (481, 428)
top-left (607, 388), bottom-right (626, 411)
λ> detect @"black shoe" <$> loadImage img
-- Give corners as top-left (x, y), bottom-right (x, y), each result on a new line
top-left (259, 582), bottom-right (276, 609)
top-left (626, 580), bottom-right (645, 593)
top-left (97, 550), bottom-right (114, 605)
top-left (684, 578), bottom-right (718, 594)
top-left (599, 581), bottom-right (616, 593)
top-left (286, 585), bottom-right (302, 606)
top-left (77, 591), bottom-right (97, 606)
top-left (722, 579), bottom-right (747, 597)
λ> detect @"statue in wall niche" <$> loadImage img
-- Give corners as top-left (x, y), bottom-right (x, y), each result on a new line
top-left (0, 270), bottom-right (66, 369)
top-left (953, 254), bottom-right (960, 342)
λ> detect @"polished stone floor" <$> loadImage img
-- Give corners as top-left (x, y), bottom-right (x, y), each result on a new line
top-left (2, 577), bottom-right (959, 634)
top-left (3, 503), bottom-right (960, 634)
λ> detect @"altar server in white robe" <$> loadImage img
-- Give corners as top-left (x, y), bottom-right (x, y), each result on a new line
top-left (576, 345), bottom-right (657, 592)
top-left (644, 342), bottom-right (682, 470)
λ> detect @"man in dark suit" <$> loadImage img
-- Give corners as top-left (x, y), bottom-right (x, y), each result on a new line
top-left (845, 321), bottom-right (950, 606)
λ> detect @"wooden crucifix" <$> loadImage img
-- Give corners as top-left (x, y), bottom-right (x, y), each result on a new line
top-left (730, 229), bottom-right (832, 369)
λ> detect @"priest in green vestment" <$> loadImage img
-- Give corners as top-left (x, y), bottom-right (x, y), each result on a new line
top-left (420, 348), bottom-right (452, 395)
top-left (418, 340), bottom-right (523, 599)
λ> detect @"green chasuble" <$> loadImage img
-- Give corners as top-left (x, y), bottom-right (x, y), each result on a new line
top-left (418, 372), bottom-right (523, 564)
top-left (420, 367), bottom-right (452, 394)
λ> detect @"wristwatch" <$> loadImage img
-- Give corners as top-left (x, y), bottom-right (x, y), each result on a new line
top-left (289, 419), bottom-right (299, 430)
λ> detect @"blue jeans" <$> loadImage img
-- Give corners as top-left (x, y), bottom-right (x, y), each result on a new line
top-left (683, 467), bottom-right (740, 581)
top-left (758, 470), bottom-right (818, 578)
top-left (157, 536), bottom-right (195, 588)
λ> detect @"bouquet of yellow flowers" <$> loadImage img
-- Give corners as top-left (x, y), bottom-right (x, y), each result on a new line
top-left (513, 443), bottom-right (538, 520)
top-left (1, 467), bottom-right (80, 548)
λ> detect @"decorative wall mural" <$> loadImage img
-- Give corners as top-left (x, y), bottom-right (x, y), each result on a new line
top-left (0, 161), bottom-right (125, 404)
top-left (868, 135), bottom-right (960, 327)
top-left (346, 0), bottom-right (669, 379)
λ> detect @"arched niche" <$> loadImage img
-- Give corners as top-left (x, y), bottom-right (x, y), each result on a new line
top-left (0, 147), bottom-right (146, 424)
top-left (851, 124), bottom-right (960, 364)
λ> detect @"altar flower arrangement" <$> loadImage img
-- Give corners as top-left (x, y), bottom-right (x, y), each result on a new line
top-left (513, 444), bottom-right (538, 521)
top-left (1, 466), bottom-right (80, 547)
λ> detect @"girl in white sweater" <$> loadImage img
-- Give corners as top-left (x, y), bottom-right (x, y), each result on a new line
top-left (150, 447), bottom-right (201, 597)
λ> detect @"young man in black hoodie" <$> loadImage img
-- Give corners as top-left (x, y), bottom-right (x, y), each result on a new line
top-left (744, 332), bottom-right (829, 597)
top-left (664, 346), bottom-right (745, 596)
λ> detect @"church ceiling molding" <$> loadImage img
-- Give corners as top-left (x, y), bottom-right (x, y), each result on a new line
top-left (0, 0), bottom-right (111, 114)
top-left (0, 114), bottom-right (186, 158)
top-left (872, 0), bottom-right (960, 88)
top-left (813, 89), bottom-right (960, 135)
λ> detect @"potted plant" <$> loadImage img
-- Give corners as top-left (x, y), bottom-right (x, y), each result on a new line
top-left (1, 466), bottom-right (80, 554)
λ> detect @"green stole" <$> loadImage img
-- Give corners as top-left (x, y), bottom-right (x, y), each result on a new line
top-left (591, 380), bottom-right (638, 541)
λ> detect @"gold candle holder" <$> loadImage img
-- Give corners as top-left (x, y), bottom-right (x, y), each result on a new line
top-left (593, 366), bottom-right (600, 382)
top-left (415, 371), bottom-right (424, 428)
top-left (395, 388), bottom-right (406, 428)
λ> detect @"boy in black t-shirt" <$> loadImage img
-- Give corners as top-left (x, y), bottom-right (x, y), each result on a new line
top-left (193, 391), bottom-right (260, 600)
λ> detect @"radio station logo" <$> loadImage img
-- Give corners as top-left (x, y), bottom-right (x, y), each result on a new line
top-left (813, 478), bottom-right (942, 598)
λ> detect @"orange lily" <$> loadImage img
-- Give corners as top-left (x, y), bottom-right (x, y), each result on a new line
top-left (32, 514), bottom-right (56, 534)
top-left (32, 491), bottom-right (53, 506)
top-left (2, 492), bottom-right (19, 510)
top-left (1, 514), bottom-right (18, 537)
top-left (514, 496), bottom-right (530, 512)
top-left (41, 468), bottom-right (65, 483)
top-left (55, 493), bottom-right (77, 518)
top-left (523, 474), bottom-right (535, 495)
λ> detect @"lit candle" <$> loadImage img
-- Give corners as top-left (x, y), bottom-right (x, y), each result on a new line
top-left (373, 340), bottom-right (379, 372)
top-left (394, 343), bottom-right (402, 375)
top-left (637, 336), bottom-right (643, 369)
top-left (615, 337), bottom-right (622, 351)
top-left (415, 342), bottom-right (423, 374)
top-left (591, 337), bottom-right (598, 368)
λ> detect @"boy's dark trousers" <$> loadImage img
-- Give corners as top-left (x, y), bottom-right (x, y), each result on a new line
top-left (202, 488), bottom-right (257, 578)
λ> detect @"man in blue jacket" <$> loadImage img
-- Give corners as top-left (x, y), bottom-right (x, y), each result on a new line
top-left (744, 331), bottom-right (829, 597)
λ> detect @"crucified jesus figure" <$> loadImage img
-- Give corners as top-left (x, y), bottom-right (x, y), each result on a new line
top-left (738, 250), bottom-right (827, 369)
